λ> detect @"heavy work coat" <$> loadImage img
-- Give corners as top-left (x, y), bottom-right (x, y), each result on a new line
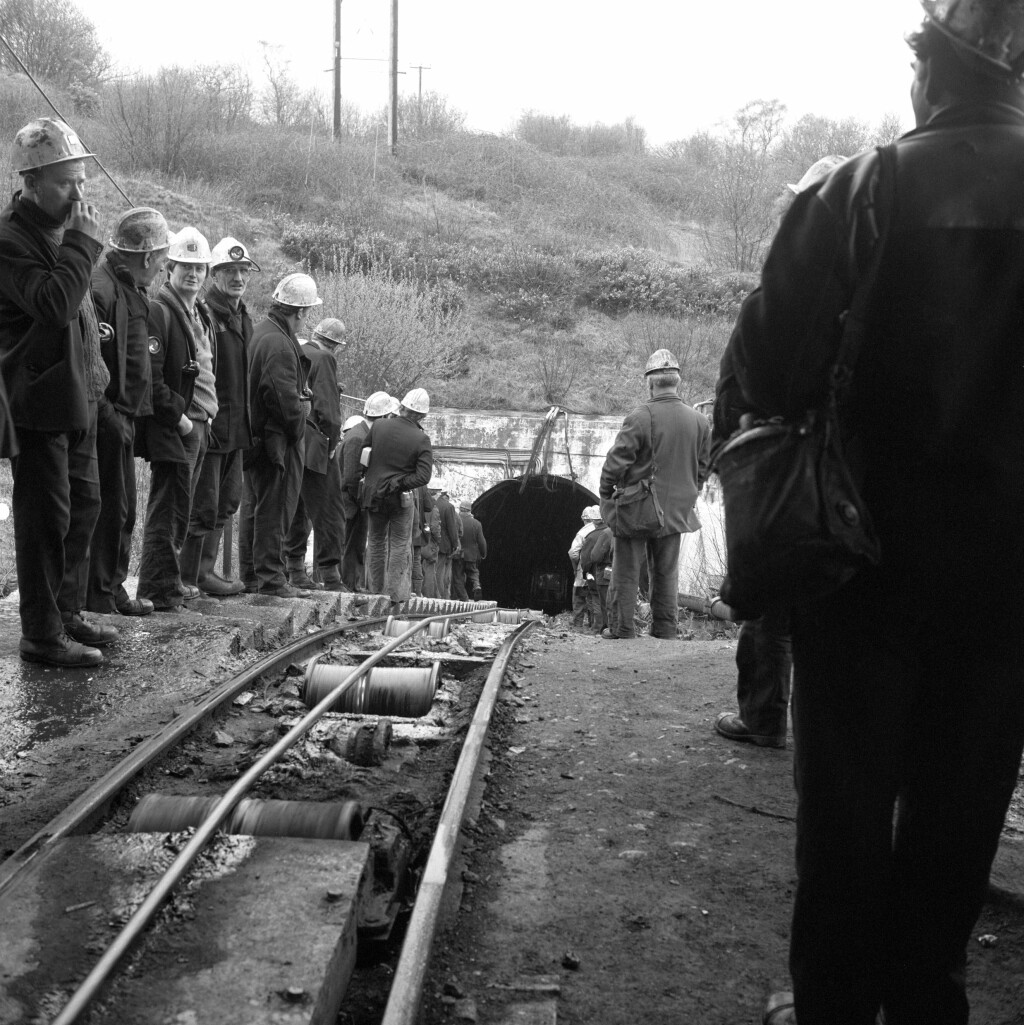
top-left (0, 191), bottom-right (100, 438)
top-left (433, 493), bottom-right (461, 555)
top-left (341, 417), bottom-right (370, 514)
top-left (248, 308), bottom-right (310, 470)
top-left (300, 340), bottom-right (341, 474)
top-left (599, 393), bottom-right (711, 535)
top-left (723, 101), bottom-right (1024, 599)
top-left (458, 510), bottom-right (487, 562)
top-left (136, 283), bottom-right (214, 464)
top-left (91, 256), bottom-right (153, 419)
top-left (360, 414), bottom-right (433, 511)
top-left (203, 285), bottom-right (253, 453)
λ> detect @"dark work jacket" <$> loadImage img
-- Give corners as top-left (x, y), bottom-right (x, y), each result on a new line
top-left (580, 523), bottom-right (612, 576)
top-left (136, 282), bottom-right (214, 464)
top-left (433, 493), bottom-right (460, 555)
top-left (458, 511), bottom-right (487, 562)
top-left (301, 340), bottom-right (341, 474)
top-left (248, 308), bottom-right (310, 469)
top-left (412, 485), bottom-right (434, 547)
top-left (724, 100), bottom-right (1024, 599)
top-left (91, 256), bottom-right (153, 418)
top-left (203, 284), bottom-right (253, 453)
top-left (600, 393), bottom-right (711, 535)
top-left (0, 191), bottom-right (100, 436)
top-left (341, 417), bottom-right (370, 511)
top-left (360, 414), bottom-right (433, 511)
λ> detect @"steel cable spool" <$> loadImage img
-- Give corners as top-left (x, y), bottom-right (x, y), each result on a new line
top-left (426, 618), bottom-right (451, 638)
top-left (497, 609), bottom-right (522, 624)
top-left (127, 795), bottom-right (364, 840)
top-left (306, 660), bottom-right (440, 717)
top-left (383, 615), bottom-right (405, 638)
top-left (472, 609), bottom-right (498, 623)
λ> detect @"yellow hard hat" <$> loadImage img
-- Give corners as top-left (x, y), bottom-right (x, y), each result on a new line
top-left (12, 118), bottom-right (94, 173)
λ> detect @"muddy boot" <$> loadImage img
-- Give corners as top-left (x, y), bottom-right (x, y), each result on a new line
top-left (197, 531), bottom-right (243, 596)
top-left (179, 536), bottom-right (204, 601)
top-left (318, 564), bottom-right (350, 592)
top-left (287, 557), bottom-right (324, 590)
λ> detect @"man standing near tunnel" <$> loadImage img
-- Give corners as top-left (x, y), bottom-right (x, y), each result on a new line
top-left (599, 349), bottom-right (710, 639)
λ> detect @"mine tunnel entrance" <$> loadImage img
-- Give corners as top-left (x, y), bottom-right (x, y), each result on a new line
top-left (474, 475), bottom-right (598, 615)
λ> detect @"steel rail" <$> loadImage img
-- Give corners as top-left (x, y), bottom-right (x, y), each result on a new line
top-left (381, 618), bottom-right (537, 1025)
top-left (0, 617), bottom-right (386, 898)
top-left (50, 609), bottom-right (498, 1025)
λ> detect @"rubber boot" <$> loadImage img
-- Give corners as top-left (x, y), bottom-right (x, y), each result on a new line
top-left (197, 531), bottom-right (243, 596)
top-left (287, 557), bottom-right (324, 590)
top-left (179, 536), bottom-right (204, 601)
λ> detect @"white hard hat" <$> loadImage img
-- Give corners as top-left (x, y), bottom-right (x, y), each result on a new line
top-left (429, 473), bottom-right (448, 492)
top-left (343, 414), bottom-right (364, 432)
top-left (582, 505), bottom-right (601, 522)
top-left (272, 272), bottom-right (323, 308)
top-left (401, 387), bottom-right (430, 414)
top-left (167, 226), bottom-right (212, 264)
top-left (313, 317), bottom-right (347, 346)
top-left (787, 155), bottom-right (847, 195)
top-left (12, 118), bottom-right (94, 173)
top-left (108, 207), bottom-right (170, 252)
top-left (364, 391), bottom-right (393, 418)
top-left (211, 236), bottom-right (261, 271)
top-left (644, 348), bottom-right (680, 375)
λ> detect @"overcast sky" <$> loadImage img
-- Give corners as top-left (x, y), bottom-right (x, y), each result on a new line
top-left (85, 0), bottom-right (926, 143)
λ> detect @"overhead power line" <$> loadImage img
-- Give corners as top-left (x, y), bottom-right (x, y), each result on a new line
top-left (0, 30), bottom-right (133, 206)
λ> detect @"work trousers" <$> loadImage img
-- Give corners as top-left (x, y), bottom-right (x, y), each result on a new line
top-left (571, 584), bottom-right (589, 627)
top-left (341, 493), bottom-right (367, 591)
top-left (188, 447), bottom-right (243, 538)
top-left (606, 532), bottom-right (681, 638)
top-left (585, 577), bottom-right (608, 633)
top-left (421, 549), bottom-right (438, 598)
top-left (434, 551), bottom-right (454, 600)
top-left (735, 609), bottom-right (792, 740)
top-left (284, 459), bottom-right (345, 571)
top-left (788, 573), bottom-right (1024, 1025)
top-left (240, 444), bottom-right (304, 592)
top-left (11, 406), bottom-right (100, 640)
top-left (87, 406), bottom-right (137, 613)
top-left (411, 546), bottom-right (424, 595)
top-left (452, 559), bottom-right (481, 601)
top-left (137, 422), bottom-right (208, 607)
top-left (365, 504), bottom-right (414, 603)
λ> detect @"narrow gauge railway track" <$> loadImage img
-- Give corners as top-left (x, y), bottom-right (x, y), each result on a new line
top-left (0, 604), bottom-right (537, 1025)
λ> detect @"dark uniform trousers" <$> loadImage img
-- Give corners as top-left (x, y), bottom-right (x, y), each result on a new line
top-left (137, 421), bottom-right (209, 606)
top-left (365, 503), bottom-right (414, 602)
top-left (285, 457), bottom-right (346, 572)
top-left (240, 443), bottom-right (304, 591)
top-left (341, 492), bottom-right (367, 591)
top-left (451, 559), bottom-right (480, 601)
top-left (12, 401), bottom-right (101, 640)
top-left (736, 610), bottom-right (792, 740)
top-left (87, 404), bottom-right (137, 613)
top-left (606, 533), bottom-right (679, 638)
top-left (189, 447), bottom-right (243, 537)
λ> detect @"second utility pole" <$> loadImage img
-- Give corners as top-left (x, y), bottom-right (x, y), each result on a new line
top-left (388, 0), bottom-right (398, 155)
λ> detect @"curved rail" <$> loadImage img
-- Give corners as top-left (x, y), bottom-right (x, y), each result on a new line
top-left (50, 608), bottom-right (518, 1025)
top-left (382, 618), bottom-right (536, 1025)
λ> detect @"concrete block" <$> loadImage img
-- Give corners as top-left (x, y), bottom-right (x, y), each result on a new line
top-left (0, 833), bottom-right (372, 1025)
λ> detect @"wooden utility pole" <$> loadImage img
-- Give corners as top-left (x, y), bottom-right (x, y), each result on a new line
top-left (388, 0), bottom-right (399, 155)
top-left (412, 64), bottom-right (430, 135)
top-left (332, 0), bottom-right (343, 140)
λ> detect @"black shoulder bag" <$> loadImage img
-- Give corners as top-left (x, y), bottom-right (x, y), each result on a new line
top-left (714, 145), bottom-right (895, 618)
top-left (602, 406), bottom-right (666, 539)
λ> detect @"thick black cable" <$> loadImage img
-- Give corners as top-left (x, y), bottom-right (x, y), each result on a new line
top-left (0, 31), bottom-right (134, 206)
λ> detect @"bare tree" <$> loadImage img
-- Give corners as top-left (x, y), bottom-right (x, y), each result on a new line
top-left (0, 0), bottom-right (109, 86)
top-left (873, 111), bottom-right (906, 145)
top-left (195, 64), bottom-right (253, 130)
top-left (782, 113), bottom-right (874, 171)
top-left (257, 44), bottom-right (304, 126)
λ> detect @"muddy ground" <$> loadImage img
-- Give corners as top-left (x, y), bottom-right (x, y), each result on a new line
top-left (412, 618), bottom-right (1024, 1025)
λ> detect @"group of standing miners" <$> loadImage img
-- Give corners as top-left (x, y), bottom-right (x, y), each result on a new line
top-left (0, 116), bottom-right (477, 669)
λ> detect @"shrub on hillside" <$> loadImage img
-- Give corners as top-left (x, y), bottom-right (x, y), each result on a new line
top-left (319, 268), bottom-right (469, 399)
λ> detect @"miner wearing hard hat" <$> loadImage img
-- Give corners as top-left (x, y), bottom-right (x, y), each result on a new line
top-left (339, 392), bottom-right (390, 591)
top-left (239, 272), bottom-right (320, 597)
top-left (0, 117), bottom-right (116, 667)
top-left (598, 348), bottom-right (710, 640)
top-left (183, 237), bottom-right (259, 598)
top-left (359, 387), bottom-right (433, 609)
top-left (283, 317), bottom-right (348, 591)
top-left (86, 207), bottom-right (171, 620)
top-left (135, 226), bottom-right (218, 611)
top-left (720, 4), bottom-right (1024, 1022)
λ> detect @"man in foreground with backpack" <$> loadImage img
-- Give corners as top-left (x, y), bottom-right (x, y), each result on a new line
top-left (598, 349), bottom-right (709, 640)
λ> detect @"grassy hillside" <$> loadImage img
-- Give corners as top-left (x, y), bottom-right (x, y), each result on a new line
top-left (2, 76), bottom-right (759, 415)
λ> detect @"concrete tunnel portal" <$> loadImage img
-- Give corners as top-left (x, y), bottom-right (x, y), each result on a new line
top-left (472, 475), bottom-right (598, 615)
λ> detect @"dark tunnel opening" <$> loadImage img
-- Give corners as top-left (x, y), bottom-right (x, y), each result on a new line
top-left (473, 475), bottom-right (598, 615)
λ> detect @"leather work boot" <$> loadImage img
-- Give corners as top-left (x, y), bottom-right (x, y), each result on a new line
top-left (65, 613), bottom-right (119, 647)
top-left (20, 632), bottom-right (103, 667)
top-left (196, 533), bottom-right (243, 596)
top-left (259, 583), bottom-right (314, 599)
top-left (287, 558), bottom-right (324, 590)
top-left (318, 565), bottom-right (351, 592)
